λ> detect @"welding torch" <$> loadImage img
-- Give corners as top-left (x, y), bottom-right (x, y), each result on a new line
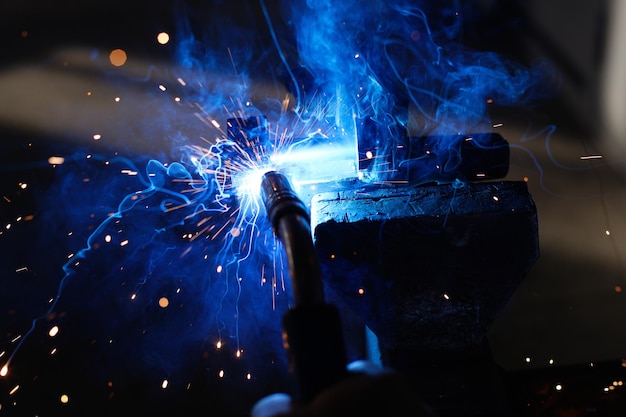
top-left (260, 170), bottom-right (348, 403)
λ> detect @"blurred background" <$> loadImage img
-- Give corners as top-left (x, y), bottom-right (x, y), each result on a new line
top-left (1, 0), bottom-right (626, 416)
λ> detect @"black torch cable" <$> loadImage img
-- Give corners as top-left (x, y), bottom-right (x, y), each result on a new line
top-left (259, 170), bottom-right (325, 306)
top-left (260, 170), bottom-right (347, 403)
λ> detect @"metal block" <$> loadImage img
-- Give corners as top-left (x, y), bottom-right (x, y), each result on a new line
top-left (311, 181), bottom-right (538, 359)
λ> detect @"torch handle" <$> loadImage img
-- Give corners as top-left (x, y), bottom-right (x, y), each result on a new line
top-left (260, 171), bottom-right (347, 402)
top-left (282, 301), bottom-right (348, 403)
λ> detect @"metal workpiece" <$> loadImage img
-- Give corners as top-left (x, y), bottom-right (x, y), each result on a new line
top-left (356, 117), bottom-right (510, 185)
top-left (311, 180), bottom-right (539, 356)
top-left (310, 180), bottom-right (539, 415)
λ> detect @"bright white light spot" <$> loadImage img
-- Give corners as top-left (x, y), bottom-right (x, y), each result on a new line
top-left (104, 235), bottom-right (112, 243)
top-left (366, 150), bottom-right (374, 159)
top-left (9, 385), bottom-right (19, 395)
top-left (157, 32), bottom-right (170, 44)
top-left (48, 156), bottom-right (65, 165)
top-left (216, 340), bottom-right (222, 349)
top-left (549, 359), bottom-right (554, 365)
top-left (211, 120), bottom-right (220, 128)
top-left (93, 134), bottom-right (102, 141)
top-left (48, 325), bottom-right (59, 337)
top-left (443, 293), bottom-right (450, 300)
top-left (492, 196), bottom-right (499, 201)
top-left (606, 230), bottom-right (611, 236)
top-left (120, 240), bottom-right (129, 247)
top-left (217, 265), bottom-right (223, 273)
top-left (218, 370), bottom-right (225, 378)
top-left (246, 373), bottom-right (251, 380)
top-left (525, 357), bottom-right (531, 363)
top-left (161, 379), bottom-right (169, 389)
top-left (114, 97), bottom-right (120, 102)
top-left (1, 364), bottom-right (8, 377)
top-left (232, 167), bottom-right (272, 197)
top-left (159, 85), bottom-right (167, 91)
top-left (60, 394), bottom-right (69, 404)
top-left (555, 384), bottom-right (562, 391)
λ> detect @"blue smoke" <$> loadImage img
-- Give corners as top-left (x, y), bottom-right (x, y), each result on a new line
top-left (1, 0), bottom-right (553, 414)
top-left (282, 0), bottom-right (553, 180)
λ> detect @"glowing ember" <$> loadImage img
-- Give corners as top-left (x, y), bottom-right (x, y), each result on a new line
top-left (109, 49), bottom-right (127, 67)
top-left (157, 32), bottom-right (170, 45)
